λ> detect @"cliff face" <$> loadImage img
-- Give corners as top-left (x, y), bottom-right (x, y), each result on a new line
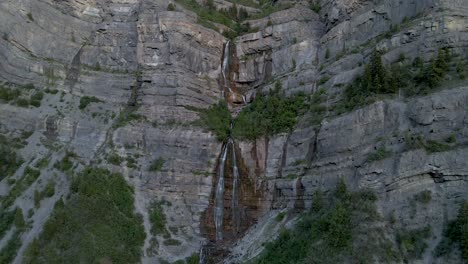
top-left (0, 0), bottom-right (467, 263)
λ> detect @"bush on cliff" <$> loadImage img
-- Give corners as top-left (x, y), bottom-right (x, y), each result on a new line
top-left (232, 81), bottom-right (307, 140)
top-left (23, 167), bottom-right (145, 264)
top-left (195, 101), bottom-right (232, 141)
top-left (252, 180), bottom-right (403, 264)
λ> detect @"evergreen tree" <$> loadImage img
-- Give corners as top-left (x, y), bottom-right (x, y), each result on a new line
top-left (14, 208), bottom-right (25, 229)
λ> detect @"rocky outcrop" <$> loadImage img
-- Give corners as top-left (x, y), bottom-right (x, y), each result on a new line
top-left (0, 0), bottom-right (467, 263)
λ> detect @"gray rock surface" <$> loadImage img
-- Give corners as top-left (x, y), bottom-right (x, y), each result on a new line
top-left (0, 0), bottom-right (467, 263)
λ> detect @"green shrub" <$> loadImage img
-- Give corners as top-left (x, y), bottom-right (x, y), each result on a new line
top-left (27, 13), bottom-right (34, 21)
top-left (1, 166), bottom-right (40, 208)
top-left (186, 253), bottom-right (199, 264)
top-left (232, 82), bottom-right (307, 140)
top-left (44, 88), bottom-right (59, 94)
top-left (34, 189), bottom-right (41, 208)
top-left (195, 101), bottom-right (231, 141)
top-left (424, 140), bottom-right (452, 153)
top-left (0, 209), bottom-right (15, 240)
top-left (405, 133), bottom-right (425, 150)
top-left (396, 226), bottom-right (431, 262)
top-left (79, 96), bottom-right (102, 110)
top-left (0, 231), bottom-right (22, 263)
top-left (338, 48), bottom-right (454, 112)
top-left (275, 212), bottom-right (286, 222)
top-left (16, 98), bottom-right (30, 107)
top-left (149, 158), bottom-right (165, 172)
top-left (126, 156), bottom-right (138, 169)
top-left (35, 157), bottom-right (50, 169)
top-left (434, 201), bottom-right (468, 260)
top-left (325, 48), bottom-right (330, 59)
top-left (253, 181), bottom-right (397, 264)
top-left (445, 134), bottom-right (456, 144)
top-left (113, 111), bottom-right (146, 128)
top-left (413, 190), bottom-right (431, 204)
top-left (0, 86), bottom-right (21, 102)
top-left (163, 238), bottom-right (181, 246)
top-left (23, 167), bottom-right (145, 264)
top-left (167, 3), bottom-right (176, 11)
top-left (43, 180), bottom-right (55, 198)
top-left (368, 146), bottom-right (391, 161)
top-left (30, 91), bottom-right (43, 107)
top-left (149, 202), bottom-right (168, 236)
top-left (310, 1), bottom-right (321, 13)
top-left (14, 207), bottom-right (25, 229)
top-left (0, 136), bottom-right (23, 181)
top-left (54, 152), bottom-right (75, 172)
top-left (318, 76), bottom-right (330, 85)
top-left (106, 152), bottom-right (122, 165)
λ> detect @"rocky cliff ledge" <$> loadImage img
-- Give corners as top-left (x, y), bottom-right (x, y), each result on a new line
top-left (0, 0), bottom-right (467, 263)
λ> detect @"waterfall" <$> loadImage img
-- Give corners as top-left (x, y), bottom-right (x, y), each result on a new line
top-left (198, 246), bottom-right (205, 264)
top-left (231, 139), bottom-right (240, 234)
top-left (222, 41), bottom-right (232, 92)
top-left (214, 143), bottom-right (229, 241)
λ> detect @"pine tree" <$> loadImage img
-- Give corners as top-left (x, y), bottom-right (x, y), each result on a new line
top-left (14, 207), bottom-right (25, 229)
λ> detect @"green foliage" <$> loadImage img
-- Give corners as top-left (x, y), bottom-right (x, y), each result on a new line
top-left (404, 133), bottom-right (425, 150)
top-left (113, 111), bottom-right (146, 128)
top-left (163, 239), bottom-right (181, 246)
top-left (35, 156), bottom-right (50, 169)
top-left (0, 209), bottom-right (15, 240)
top-left (0, 85), bottom-right (43, 107)
top-left (1, 166), bottom-right (40, 208)
top-left (126, 156), bottom-right (138, 169)
top-left (185, 253), bottom-right (199, 264)
top-left (106, 152), bottom-right (122, 165)
top-left (149, 202), bottom-right (168, 236)
top-left (275, 212), bottom-right (286, 222)
top-left (167, 3), bottom-right (176, 11)
top-left (405, 133), bottom-right (453, 153)
top-left (16, 98), bottom-right (30, 107)
top-left (149, 158), bottom-right (165, 172)
top-left (14, 207), bottom-right (25, 229)
top-left (175, 0), bottom-right (289, 37)
top-left (0, 86), bottom-right (21, 102)
top-left (311, 190), bottom-right (323, 212)
top-left (396, 226), bottom-right (431, 262)
top-left (0, 231), bottom-right (22, 263)
top-left (23, 167), bottom-right (145, 264)
top-left (195, 101), bottom-right (231, 141)
top-left (175, 0), bottom-right (236, 29)
top-left (35, 180), bottom-right (56, 208)
top-left (318, 76), bottom-right (330, 85)
top-left (424, 140), bottom-right (452, 153)
top-left (54, 152), bottom-right (75, 172)
top-left (325, 48), bottom-right (330, 59)
top-left (27, 13), bottom-right (34, 21)
top-left (0, 135), bottom-right (23, 181)
top-left (309, 0), bottom-right (321, 13)
top-left (44, 88), bottom-right (59, 94)
top-left (413, 190), bottom-right (432, 204)
top-left (367, 146), bottom-right (391, 161)
top-left (79, 96), bottom-right (102, 110)
top-left (434, 201), bottom-right (468, 260)
top-left (34, 189), bottom-right (41, 208)
top-left (30, 91), bottom-right (43, 107)
top-left (339, 48), bottom-right (455, 112)
top-left (253, 181), bottom-right (396, 264)
top-left (232, 82), bottom-right (307, 140)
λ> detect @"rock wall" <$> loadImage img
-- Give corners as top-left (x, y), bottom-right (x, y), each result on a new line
top-left (0, 0), bottom-right (467, 263)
